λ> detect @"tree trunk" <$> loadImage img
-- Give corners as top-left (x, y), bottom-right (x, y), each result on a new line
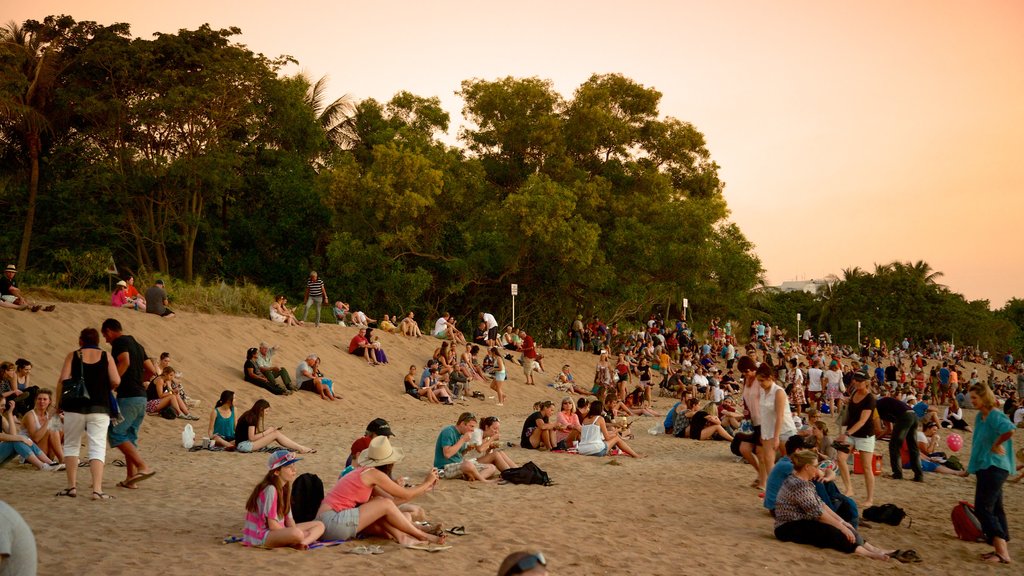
top-left (16, 141), bottom-right (40, 271)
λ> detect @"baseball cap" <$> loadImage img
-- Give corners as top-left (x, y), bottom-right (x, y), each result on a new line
top-left (366, 418), bottom-right (394, 437)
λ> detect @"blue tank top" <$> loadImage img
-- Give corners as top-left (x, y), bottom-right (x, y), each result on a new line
top-left (214, 406), bottom-right (235, 439)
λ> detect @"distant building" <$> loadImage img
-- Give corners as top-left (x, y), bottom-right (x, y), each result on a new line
top-left (776, 279), bottom-right (827, 294)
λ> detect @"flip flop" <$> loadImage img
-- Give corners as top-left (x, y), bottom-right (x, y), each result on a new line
top-left (445, 526), bottom-right (467, 536)
top-left (112, 459), bottom-right (126, 467)
top-left (405, 543), bottom-right (452, 553)
top-left (43, 305), bottom-right (56, 312)
top-left (981, 551), bottom-right (1010, 564)
top-left (116, 480), bottom-right (139, 490)
top-left (896, 549), bottom-right (922, 563)
top-left (368, 545), bottom-right (385, 554)
top-left (124, 471), bottom-right (156, 486)
top-left (55, 487), bottom-right (77, 498)
top-left (348, 546), bottom-right (372, 555)
top-left (92, 491), bottom-right (115, 500)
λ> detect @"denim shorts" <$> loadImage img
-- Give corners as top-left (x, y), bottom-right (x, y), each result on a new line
top-left (108, 396), bottom-right (146, 447)
top-left (320, 507), bottom-right (360, 540)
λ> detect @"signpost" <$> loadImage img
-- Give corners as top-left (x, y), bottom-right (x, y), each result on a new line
top-left (511, 283), bottom-right (518, 327)
top-left (796, 312), bottom-right (801, 340)
top-left (857, 320), bottom-right (861, 345)
top-left (683, 298), bottom-right (688, 322)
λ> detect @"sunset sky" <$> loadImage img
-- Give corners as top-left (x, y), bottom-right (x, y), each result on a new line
top-left (7, 1), bottom-right (1023, 306)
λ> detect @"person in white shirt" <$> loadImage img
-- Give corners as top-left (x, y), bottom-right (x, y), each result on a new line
top-left (479, 312), bottom-right (498, 347)
top-left (807, 360), bottom-right (823, 407)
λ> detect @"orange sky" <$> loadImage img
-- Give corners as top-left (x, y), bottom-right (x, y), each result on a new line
top-left (7, 0), bottom-right (1023, 307)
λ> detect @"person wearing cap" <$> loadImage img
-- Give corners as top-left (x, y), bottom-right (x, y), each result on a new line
top-left (144, 279), bottom-right (174, 318)
top-left (838, 372), bottom-right (877, 507)
top-left (110, 281), bottom-right (134, 309)
top-left (347, 418), bottom-right (394, 467)
top-left (497, 550), bottom-right (548, 576)
top-left (243, 450), bottom-right (324, 549)
top-left (318, 436), bottom-right (444, 546)
top-left (255, 342), bottom-right (294, 393)
top-left (434, 412), bottom-right (499, 481)
top-left (0, 265), bottom-right (52, 311)
top-left (295, 354), bottom-right (337, 401)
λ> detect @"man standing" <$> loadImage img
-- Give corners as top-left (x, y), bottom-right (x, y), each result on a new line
top-left (480, 312), bottom-right (499, 347)
top-left (101, 318), bottom-right (157, 488)
top-left (519, 329), bottom-right (538, 385)
top-left (302, 271), bottom-right (327, 327)
top-left (433, 412), bottom-right (498, 482)
top-left (255, 342), bottom-right (295, 392)
top-left (144, 280), bottom-right (175, 318)
top-left (876, 394), bottom-right (923, 482)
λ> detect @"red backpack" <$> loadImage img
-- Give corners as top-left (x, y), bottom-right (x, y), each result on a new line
top-left (951, 500), bottom-right (985, 542)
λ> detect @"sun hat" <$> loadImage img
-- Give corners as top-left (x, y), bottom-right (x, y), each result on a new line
top-left (4, 264), bottom-right (15, 272)
top-left (116, 280), bottom-right (127, 287)
top-left (365, 417), bottom-right (394, 437)
top-left (267, 449), bottom-right (302, 471)
top-left (357, 436), bottom-right (405, 467)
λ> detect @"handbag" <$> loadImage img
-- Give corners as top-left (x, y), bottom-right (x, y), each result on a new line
top-left (60, 351), bottom-right (91, 409)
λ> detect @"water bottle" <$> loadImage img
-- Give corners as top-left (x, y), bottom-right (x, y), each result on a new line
top-left (648, 425), bottom-right (661, 435)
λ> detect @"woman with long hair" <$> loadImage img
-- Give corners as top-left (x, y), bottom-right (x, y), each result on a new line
top-left (145, 366), bottom-right (197, 420)
top-left (234, 400), bottom-right (314, 454)
top-left (21, 388), bottom-right (63, 461)
top-left (757, 362), bottom-right (797, 476)
top-left (577, 400), bottom-right (642, 458)
top-left (208, 390), bottom-right (237, 448)
top-left (243, 450), bottom-right (324, 549)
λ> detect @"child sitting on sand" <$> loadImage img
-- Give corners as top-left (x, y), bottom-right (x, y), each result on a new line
top-left (243, 450), bottom-right (324, 549)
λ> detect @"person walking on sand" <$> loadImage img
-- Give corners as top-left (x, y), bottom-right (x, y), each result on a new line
top-left (100, 318), bottom-right (157, 490)
top-left (302, 271), bottom-right (327, 327)
top-left (967, 382), bottom-right (1016, 565)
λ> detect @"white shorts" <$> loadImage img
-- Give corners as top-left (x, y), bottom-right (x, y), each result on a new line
top-left (0, 295), bottom-right (16, 303)
top-left (63, 412), bottom-right (111, 461)
top-left (849, 435), bottom-right (876, 453)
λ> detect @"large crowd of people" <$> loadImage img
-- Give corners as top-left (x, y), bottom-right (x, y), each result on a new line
top-left (4, 274), bottom-right (1024, 572)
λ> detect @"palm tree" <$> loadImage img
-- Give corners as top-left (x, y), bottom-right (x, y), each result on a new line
top-left (907, 259), bottom-right (944, 286)
top-left (302, 73), bottom-right (356, 164)
top-left (0, 20), bottom-right (54, 271)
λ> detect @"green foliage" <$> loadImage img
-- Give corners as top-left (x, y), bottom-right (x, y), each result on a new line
top-left (51, 247), bottom-right (113, 288)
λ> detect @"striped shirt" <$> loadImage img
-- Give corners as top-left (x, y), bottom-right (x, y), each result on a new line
top-left (306, 278), bottom-right (324, 298)
top-left (243, 485), bottom-right (291, 546)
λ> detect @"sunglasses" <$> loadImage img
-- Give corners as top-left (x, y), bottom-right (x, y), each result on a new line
top-left (504, 552), bottom-right (546, 576)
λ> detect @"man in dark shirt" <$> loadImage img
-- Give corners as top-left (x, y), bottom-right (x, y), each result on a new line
top-left (520, 401), bottom-right (563, 450)
top-left (0, 264), bottom-right (54, 311)
top-left (101, 318), bottom-right (158, 488)
top-left (876, 394), bottom-right (923, 482)
top-left (144, 279), bottom-right (175, 318)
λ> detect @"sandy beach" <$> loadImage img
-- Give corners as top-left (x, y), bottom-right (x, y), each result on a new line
top-left (1, 303), bottom-right (1021, 575)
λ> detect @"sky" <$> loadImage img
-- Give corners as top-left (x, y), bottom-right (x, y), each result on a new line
top-left (6, 0), bottom-right (1022, 307)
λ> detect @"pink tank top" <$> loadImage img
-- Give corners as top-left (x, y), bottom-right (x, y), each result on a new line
top-left (323, 467), bottom-right (373, 511)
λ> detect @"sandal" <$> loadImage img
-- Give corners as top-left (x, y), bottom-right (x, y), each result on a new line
top-left (116, 480), bottom-right (139, 489)
top-left (445, 526), bottom-right (467, 536)
top-left (348, 546), bottom-right (372, 555)
top-left (895, 549), bottom-right (922, 563)
top-left (92, 491), bottom-right (115, 500)
top-left (981, 551), bottom-right (1010, 564)
top-left (55, 487), bottom-right (77, 498)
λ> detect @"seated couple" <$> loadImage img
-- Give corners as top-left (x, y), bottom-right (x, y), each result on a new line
top-left (433, 413), bottom-right (515, 481)
top-left (404, 362), bottom-right (454, 405)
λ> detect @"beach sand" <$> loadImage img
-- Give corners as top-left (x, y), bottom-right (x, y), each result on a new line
top-left (1, 304), bottom-right (1021, 575)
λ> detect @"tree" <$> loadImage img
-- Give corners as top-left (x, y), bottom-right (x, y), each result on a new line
top-left (0, 16), bottom-right (112, 270)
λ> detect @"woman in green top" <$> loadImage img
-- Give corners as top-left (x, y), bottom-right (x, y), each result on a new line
top-left (967, 382), bottom-right (1016, 564)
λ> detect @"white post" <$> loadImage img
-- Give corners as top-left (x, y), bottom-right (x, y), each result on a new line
top-left (857, 320), bottom-right (861, 346)
top-left (796, 313), bottom-right (801, 341)
top-left (683, 298), bottom-right (688, 322)
top-left (511, 284), bottom-right (518, 327)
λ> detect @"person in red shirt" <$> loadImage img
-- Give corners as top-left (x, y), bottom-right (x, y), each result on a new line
top-left (520, 330), bottom-right (537, 385)
top-left (348, 328), bottom-right (377, 366)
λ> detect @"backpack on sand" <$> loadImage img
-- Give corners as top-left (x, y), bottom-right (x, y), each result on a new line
top-left (951, 500), bottom-right (985, 542)
top-left (862, 503), bottom-right (910, 527)
top-left (291, 472), bottom-right (324, 523)
top-left (500, 461), bottom-right (552, 486)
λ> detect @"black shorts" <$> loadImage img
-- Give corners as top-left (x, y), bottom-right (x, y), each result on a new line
top-left (487, 326), bottom-right (498, 341)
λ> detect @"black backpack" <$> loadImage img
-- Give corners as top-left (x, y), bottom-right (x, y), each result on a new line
top-left (291, 472), bottom-right (324, 523)
top-left (500, 461), bottom-right (552, 486)
top-left (862, 503), bottom-right (910, 527)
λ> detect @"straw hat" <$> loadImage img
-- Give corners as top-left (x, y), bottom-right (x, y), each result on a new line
top-left (116, 280), bottom-right (127, 288)
top-left (357, 435), bottom-right (404, 467)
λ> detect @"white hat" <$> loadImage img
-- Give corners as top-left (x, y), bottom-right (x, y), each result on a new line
top-left (357, 436), bottom-right (405, 467)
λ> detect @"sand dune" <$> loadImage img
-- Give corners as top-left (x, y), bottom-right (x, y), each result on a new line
top-left (0, 304), bottom-right (1021, 575)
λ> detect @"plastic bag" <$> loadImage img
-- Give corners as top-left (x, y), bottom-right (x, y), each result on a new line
top-left (182, 423), bottom-right (195, 449)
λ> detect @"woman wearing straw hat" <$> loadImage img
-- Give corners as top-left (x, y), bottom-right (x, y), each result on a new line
top-left (243, 450), bottom-right (324, 549)
top-left (318, 436), bottom-right (446, 547)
